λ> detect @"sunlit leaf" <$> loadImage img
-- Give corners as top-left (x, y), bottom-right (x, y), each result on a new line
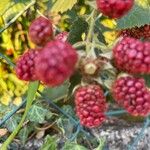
top-left (28, 105), bottom-right (48, 123)
top-left (51, 0), bottom-right (77, 13)
top-left (0, 0), bottom-right (12, 16)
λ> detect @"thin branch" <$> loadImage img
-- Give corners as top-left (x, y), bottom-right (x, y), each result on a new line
top-left (0, 52), bottom-right (15, 67)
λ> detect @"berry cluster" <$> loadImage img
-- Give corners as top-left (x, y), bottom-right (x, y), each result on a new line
top-left (15, 16), bottom-right (78, 87)
top-left (75, 85), bottom-right (107, 128)
top-left (112, 76), bottom-right (150, 116)
top-left (96, 0), bottom-right (134, 19)
top-left (55, 32), bottom-right (68, 42)
top-left (15, 49), bottom-right (39, 81)
top-left (35, 40), bottom-right (77, 87)
top-left (15, 4), bottom-right (150, 129)
top-left (113, 37), bottom-right (150, 74)
top-left (121, 25), bottom-right (150, 39)
top-left (29, 16), bottom-right (53, 46)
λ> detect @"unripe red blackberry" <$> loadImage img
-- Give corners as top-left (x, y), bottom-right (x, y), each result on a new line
top-left (35, 40), bottom-right (78, 87)
top-left (29, 16), bottom-right (53, 46)
top-left (55, 32), bottom-right (68, 42)
top-left (15, 49), bottom-right (39, 81)
top-left (121, 24), bottom-right (150, 39)
top-left (112, 76), bottom-right (150, 116)
top-left (113, 37), bottom-right (150, 74)
top-left (75, 85), bottom-right (107, 128)
top-left (96, 0), bottom-right (134, 19)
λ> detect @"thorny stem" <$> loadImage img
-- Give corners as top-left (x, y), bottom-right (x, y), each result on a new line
top-left (86, 10), bottom-right (96, 53)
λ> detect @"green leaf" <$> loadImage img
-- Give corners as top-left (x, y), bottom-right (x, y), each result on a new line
top-left (51, 0), bottom-right (77, 13)
top-left (95, 21), bottom-right (107, 44)
top-left (95, 138), bottom-right (105, 150)
top-left (117, 5), bottom-right (150, 29)
top-left (62, 105), bottom-right (76, 117)
top-left (63, 142), bottom-right (87, 150)
top-left (28, 105), bottom-right (48, 123)
top-left (18, 125), bottom-right (34, 145)
top-left (68, 17), bottom-right (88, 44)
top-left (57, 118), bottom-right (75, 138)
top-left (5, 115), bottom-right (21, 132)
top-left (40, 135), bottom-right (57, 150)
top-left (43, 81), bottom-right (69, 102)
top-left (2, 0), bottom-right (34, 23)
top-left (139, 74), bottom-right (150, 87)
top-left (57, 106), bottom-right (77, 139)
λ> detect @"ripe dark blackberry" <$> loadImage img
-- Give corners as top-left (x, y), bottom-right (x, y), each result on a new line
top-left (35, 40), bottom-right (78, 87)
top-left (29, 16), bottom-right (53, 46)
top-left (55, 32), bottom-right (68, 42)
top-left (121, 24), bottom-right (150, 39)
top-left (113, 37), bottom-right (150, 74)
top-left (96, 0), bottom-right (134, 19)
top-left (75, 85), bottom-right (107, 128)
top-left (15, 49), bottom-right (39, 81)
top-left (112, 76), bottom-right (150, 116)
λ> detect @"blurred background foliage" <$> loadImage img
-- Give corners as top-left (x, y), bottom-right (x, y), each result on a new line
top-left (0, 0), bottom-right (149, 149)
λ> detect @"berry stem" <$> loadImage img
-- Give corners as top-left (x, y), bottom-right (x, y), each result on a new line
top-left (73, 41), bottom-right (107, 50)
top-left (86, 10), bottom-right (96, 53)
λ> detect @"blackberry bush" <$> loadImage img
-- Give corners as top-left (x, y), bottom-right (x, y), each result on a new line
top-left (3, 0), bottom-right (150, 149)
